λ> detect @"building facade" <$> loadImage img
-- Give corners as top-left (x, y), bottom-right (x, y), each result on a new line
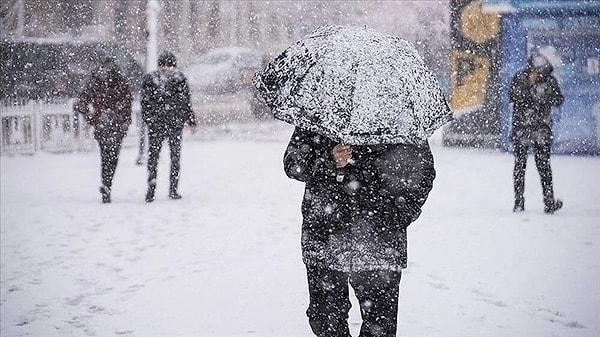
top-left (446, 0), bottom-right (600, 154)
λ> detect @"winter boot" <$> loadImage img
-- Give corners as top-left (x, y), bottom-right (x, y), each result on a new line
top-left (513, 198), bottom-right (524, 212)
top-left (99, 186), bottom-right (111, 204)
top-left (544, 199), bottom-right (563, 214)
top-left (145, 184), bottom-right (156, 203)
top-left (168, 189), bottom-right (182, 200)
top-left (168, 177), bottom-right (181, 199)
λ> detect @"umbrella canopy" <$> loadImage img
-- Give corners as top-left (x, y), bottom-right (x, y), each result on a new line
top-left (254, 25), bottom-right (453, 145)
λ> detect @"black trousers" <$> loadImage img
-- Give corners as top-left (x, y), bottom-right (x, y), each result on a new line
top-left (513, 140), bottom-right (555, 207)
top-left (306, 265), bottom-right (402, 337)
top-left (94, 124), bottom-right (125, 190)
top-left (137, 123), bottom-right (147, 162)
top-left (147, 128), bottom-right (182, 193)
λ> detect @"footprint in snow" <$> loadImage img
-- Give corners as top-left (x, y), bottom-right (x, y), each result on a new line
top-left (65, 294), bottom-right (87, 306)
top-left (548, 317), bottom-right (586, 329)
top-left (87, 305), bottom-right (105, 313)
top-left (16, 316), bottom-right (34, 326)
top-left (479, 297), bottom-right (509, 308)
top-left (538, 308), bottom-right (586, 329)
top-left (428, 281), bottom-right (450, 290)
top-left (471, 289), bottom-right (509, 307)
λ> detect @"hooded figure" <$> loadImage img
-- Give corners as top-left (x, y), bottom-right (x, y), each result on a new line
top-left (74, 57), bottom-right (132, 203)
top-left (141, 51), bottom-right (196, 202)
top-left (284, 127), bottom-right (436, 337)
top-left (509, 54), bottom-right (564, 213)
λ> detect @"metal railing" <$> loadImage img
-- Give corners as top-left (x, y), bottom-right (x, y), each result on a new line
top-left (1, 98), bottom-right (141, 155)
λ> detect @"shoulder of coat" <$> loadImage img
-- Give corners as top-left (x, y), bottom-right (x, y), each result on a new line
top-left (172, 70), bottom-right (188, 82)
top-left (142, 71), bottom-right (158, 83)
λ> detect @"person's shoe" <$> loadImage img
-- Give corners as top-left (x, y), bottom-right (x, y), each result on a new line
top-left (544, 199), bottom-right (563, 214)
top-left (168, 191), bottom-right (182, 200)
top-left (145, 185), bottom-right (156, 203)
top-left (99, 186), bottom-right (111, 204)
top-left (513, 199), bottom-right (524, 212)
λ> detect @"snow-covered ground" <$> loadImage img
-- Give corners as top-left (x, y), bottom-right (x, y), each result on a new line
top-left (1, 121), bottom-right (599, 337)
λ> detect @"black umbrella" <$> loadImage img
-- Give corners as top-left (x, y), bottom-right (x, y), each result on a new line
top-left (254, 25), bottom-right (453, 145)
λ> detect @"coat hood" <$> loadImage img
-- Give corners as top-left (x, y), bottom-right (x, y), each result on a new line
top-left (527, 54), bottom-right (554, 75)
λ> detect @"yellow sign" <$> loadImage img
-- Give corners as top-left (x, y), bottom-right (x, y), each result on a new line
top-left (450, 50), bottom-right (491, 112)
top-left (460, 0), bottom-right (500, 44)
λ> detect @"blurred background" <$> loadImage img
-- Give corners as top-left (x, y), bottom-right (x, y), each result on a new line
top-left (1, 0), bottom-right (599, 155)
top-left (3, 4), bottom-right (600, 337)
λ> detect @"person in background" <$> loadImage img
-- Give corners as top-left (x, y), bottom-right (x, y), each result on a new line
top-left (141, 51), bottom-right (196, 202)
top-left (509, 54), bottom-right (564, 214)
top-left (74, 57), bottom-right (132, 203)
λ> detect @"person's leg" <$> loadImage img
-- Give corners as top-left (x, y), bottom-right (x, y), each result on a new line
top-left (99, 141), bottom-right (112, 189)
top-left (533, 142), bottom-right (562, 213)
top-left (146, 129), bottom-right (164, 202)
top-left (168, 130), bottom-right (182, 198)
top-left (135, 110), bottom-right (146, 165)
top-left (136, 124), bottom-right (146, 165)
top-left (350, 270), bottom-right (402, 337)
top-left (95, 127), bottom-right (111, 203)
top-left (103, 128), bottom-right (125, 191)
top-left (512, 141), bottom-right (528, 211)
top-left (306, 265), bottom-right (352, 337)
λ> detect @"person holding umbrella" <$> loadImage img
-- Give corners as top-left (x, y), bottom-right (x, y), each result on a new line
top-left (255, 26), bottom-right (452, 337)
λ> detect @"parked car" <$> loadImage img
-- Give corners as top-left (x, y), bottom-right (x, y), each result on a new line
top-left (185, 47), bottom-right (264, 95)
top-left (184, 46), bottom-right (270, 120)
top-left (0, 39), bottom-right (143, 101)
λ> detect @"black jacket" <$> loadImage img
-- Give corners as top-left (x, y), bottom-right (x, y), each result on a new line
top-left (141, 68), bottom-right (196, 133)
top-left (75, 65), bottom-right (132, 128)
top-left (284, 128), bottom-right (435, 272)
top-left (509, 64), bottom-right (563, 144)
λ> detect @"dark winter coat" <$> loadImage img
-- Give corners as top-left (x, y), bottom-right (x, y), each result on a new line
top-left (509, 63), bottom-right (563, 144)
top-left (74, 65), bottom-right (133, 129)
top-left (284, 127), bottom-right (435, 272)
top-left (141, 68), bottom-right (196, 134)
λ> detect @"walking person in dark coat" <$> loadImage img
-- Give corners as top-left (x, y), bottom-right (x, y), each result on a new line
top-left (284, 127), bottom-right (436, 337)
top-left (74, 57), bottom-right (132, 203)
top-left (509, 54), bottom-right (564, 214)
top-left (141, 51), bottom-right (197, 202)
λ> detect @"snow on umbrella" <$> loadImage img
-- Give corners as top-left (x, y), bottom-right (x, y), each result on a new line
top-left (254, 25), bottom-right (453, 145)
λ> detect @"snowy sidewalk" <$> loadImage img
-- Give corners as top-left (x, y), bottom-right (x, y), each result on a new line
top-left (1, 122), bottom-right (599, 337)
